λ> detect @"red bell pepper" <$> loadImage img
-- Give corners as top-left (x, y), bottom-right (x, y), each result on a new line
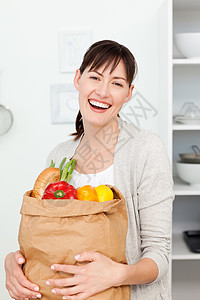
top-left (42, 158), bottom-right (77, 200)
top-left (42, 181), bottom-right (77, 199)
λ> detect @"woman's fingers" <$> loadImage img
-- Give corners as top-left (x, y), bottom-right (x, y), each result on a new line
top-left (51, 264), bottom-right (81, 274)
top-left (47, 276), bottom-right (79, 287)
top-left (5, 251), bottom-right (41, 299)
top-left (13, 251), bottom-right (40, 292)
top-left (8, 277), bottom-right (40, 299)
top-left (15, 267), bottom-right (40, 292)
top-left (9, 276), bottom-right (41, 299)
top-left (74, 251), bottom-right (100, 262)
top-left (48, 253), bottom-right (118, 300)
top-left (14, 250), bottom-right (25, 265)
top-left (51, 285), bottom-right (83, 297)
top-left (50, 252), bottom-right (99, 276)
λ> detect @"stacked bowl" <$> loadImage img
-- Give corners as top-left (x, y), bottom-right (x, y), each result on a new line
top-left (176, 145), bottom-right (200, 187)
top-left (174, 32), bottom-right (200, 59)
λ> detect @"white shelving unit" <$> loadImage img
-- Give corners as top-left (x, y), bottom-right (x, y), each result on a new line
top-left (173, 59), bottom-right (200, 65)
top-left (172, 232), bottom-right (200, 260)
top-left (174, 177), bottom-right (200, 196)
top-left (173, 123), bottom-right (200, 131)
top-left (171, 0), bottom-right (200, 299)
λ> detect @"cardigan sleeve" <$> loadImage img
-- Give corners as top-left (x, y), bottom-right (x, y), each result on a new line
top-left (45, 140), bottom-right (75, 168)
top-left (136, 134), bottom-right (174, 282)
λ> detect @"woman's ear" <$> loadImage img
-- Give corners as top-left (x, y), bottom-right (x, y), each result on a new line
top-left (124, 84), bottom-right (134, 103)
top-left (74, 69), bottom-right (81, 91)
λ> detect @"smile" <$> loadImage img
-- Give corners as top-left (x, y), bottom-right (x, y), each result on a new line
top-left (88, 99), bottom-right (111, 109)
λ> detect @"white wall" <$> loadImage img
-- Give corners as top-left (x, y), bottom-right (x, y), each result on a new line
top-left (0, 0), bottom-right (169, 298)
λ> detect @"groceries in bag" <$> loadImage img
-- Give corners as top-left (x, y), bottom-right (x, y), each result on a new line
top-left (18, 157), bottom-right (130, 299)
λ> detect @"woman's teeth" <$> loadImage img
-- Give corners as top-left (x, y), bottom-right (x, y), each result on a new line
top-left (89, 100), bottom-right (110, 109)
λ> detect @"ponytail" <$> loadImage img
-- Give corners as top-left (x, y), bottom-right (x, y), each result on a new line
top-left (70, 110), bottom-right (84, 141)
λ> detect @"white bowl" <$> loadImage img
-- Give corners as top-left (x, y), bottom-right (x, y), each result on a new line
top-left (174, 33), bottom-right (200, 59)
top-left (176, 162), bottom-right (200, 187)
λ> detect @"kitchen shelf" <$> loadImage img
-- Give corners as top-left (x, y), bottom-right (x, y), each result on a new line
top-left (172, 232), bottom-right (200, 260)
top-left (173, 0), bottom-right (200, 10)
top-left (173, 123), bottom-right (200, 131)
top-left (173, 59), bottom-right (200, 65)
top-left (174, 177), bottom-right (200, 196)
top-left (172, 0), bottom-right (200, 298)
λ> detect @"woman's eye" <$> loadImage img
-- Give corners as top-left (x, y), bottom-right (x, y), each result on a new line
top-left (90, 76), bottom-right (99, 80)
top-left (113, 82), bottom-right (123, 87)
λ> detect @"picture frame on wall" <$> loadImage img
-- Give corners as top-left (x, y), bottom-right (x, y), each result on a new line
top-left (59, 30), bottom-right (92, 73)
top-left (50, 84), bottom-right (79, 123)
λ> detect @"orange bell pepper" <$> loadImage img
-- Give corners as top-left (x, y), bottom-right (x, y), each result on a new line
top-left (77, 185), bottom-right (98, 202)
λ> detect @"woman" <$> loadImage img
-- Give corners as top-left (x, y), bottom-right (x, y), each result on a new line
top-left (5, 40), bottom-right (174, 300)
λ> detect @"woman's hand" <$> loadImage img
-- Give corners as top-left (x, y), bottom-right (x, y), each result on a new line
top-left (46, 251), bottom-right (125, 300)
top-left (5, 251), bottom-right (41, 299)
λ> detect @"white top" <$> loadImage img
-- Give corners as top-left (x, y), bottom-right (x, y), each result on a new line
top-left (70, 164), bottom-right (115, 189)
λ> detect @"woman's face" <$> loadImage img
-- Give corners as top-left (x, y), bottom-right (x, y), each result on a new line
top-left (74, 59), bottom-right (134, 127)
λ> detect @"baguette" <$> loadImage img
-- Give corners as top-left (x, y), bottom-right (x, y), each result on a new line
top-left (31, 167), bottom-right (60, 198)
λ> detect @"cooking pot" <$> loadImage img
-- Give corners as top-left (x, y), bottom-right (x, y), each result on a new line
top-left (179, 145), bottom-right (200, 163)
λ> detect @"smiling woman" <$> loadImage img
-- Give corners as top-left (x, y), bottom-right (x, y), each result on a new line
top-left (71, 40), bottom-right (137, 141)
top-left (74, 61), bottom-right (133, 126)
top-left (4, 40), bottom-right (174, 300)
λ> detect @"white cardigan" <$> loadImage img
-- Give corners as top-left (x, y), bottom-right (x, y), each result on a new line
top-left (46, 117), bottom-right (174, 300)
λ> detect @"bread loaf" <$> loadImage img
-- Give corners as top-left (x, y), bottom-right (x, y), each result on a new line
top-left (31, 167), bottom-right (60, 198)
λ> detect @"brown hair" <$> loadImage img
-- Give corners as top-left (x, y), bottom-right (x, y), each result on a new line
top-left (70, 40), bottom-right (138, 141)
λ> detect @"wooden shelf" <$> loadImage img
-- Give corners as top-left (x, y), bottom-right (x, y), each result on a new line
top-left (174, 177), bottom-right (200, 196)
top-left (172, 232), bottom-right (200, 260)
top-left (173, 59), bottom-right (200, 65)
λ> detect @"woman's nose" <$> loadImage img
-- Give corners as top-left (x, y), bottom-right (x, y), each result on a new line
top-left (96, 82), bottom-right (110, 98)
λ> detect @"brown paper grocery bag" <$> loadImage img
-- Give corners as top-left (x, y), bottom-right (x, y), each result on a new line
top-left (18, 186), bottom-right (130, 300)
